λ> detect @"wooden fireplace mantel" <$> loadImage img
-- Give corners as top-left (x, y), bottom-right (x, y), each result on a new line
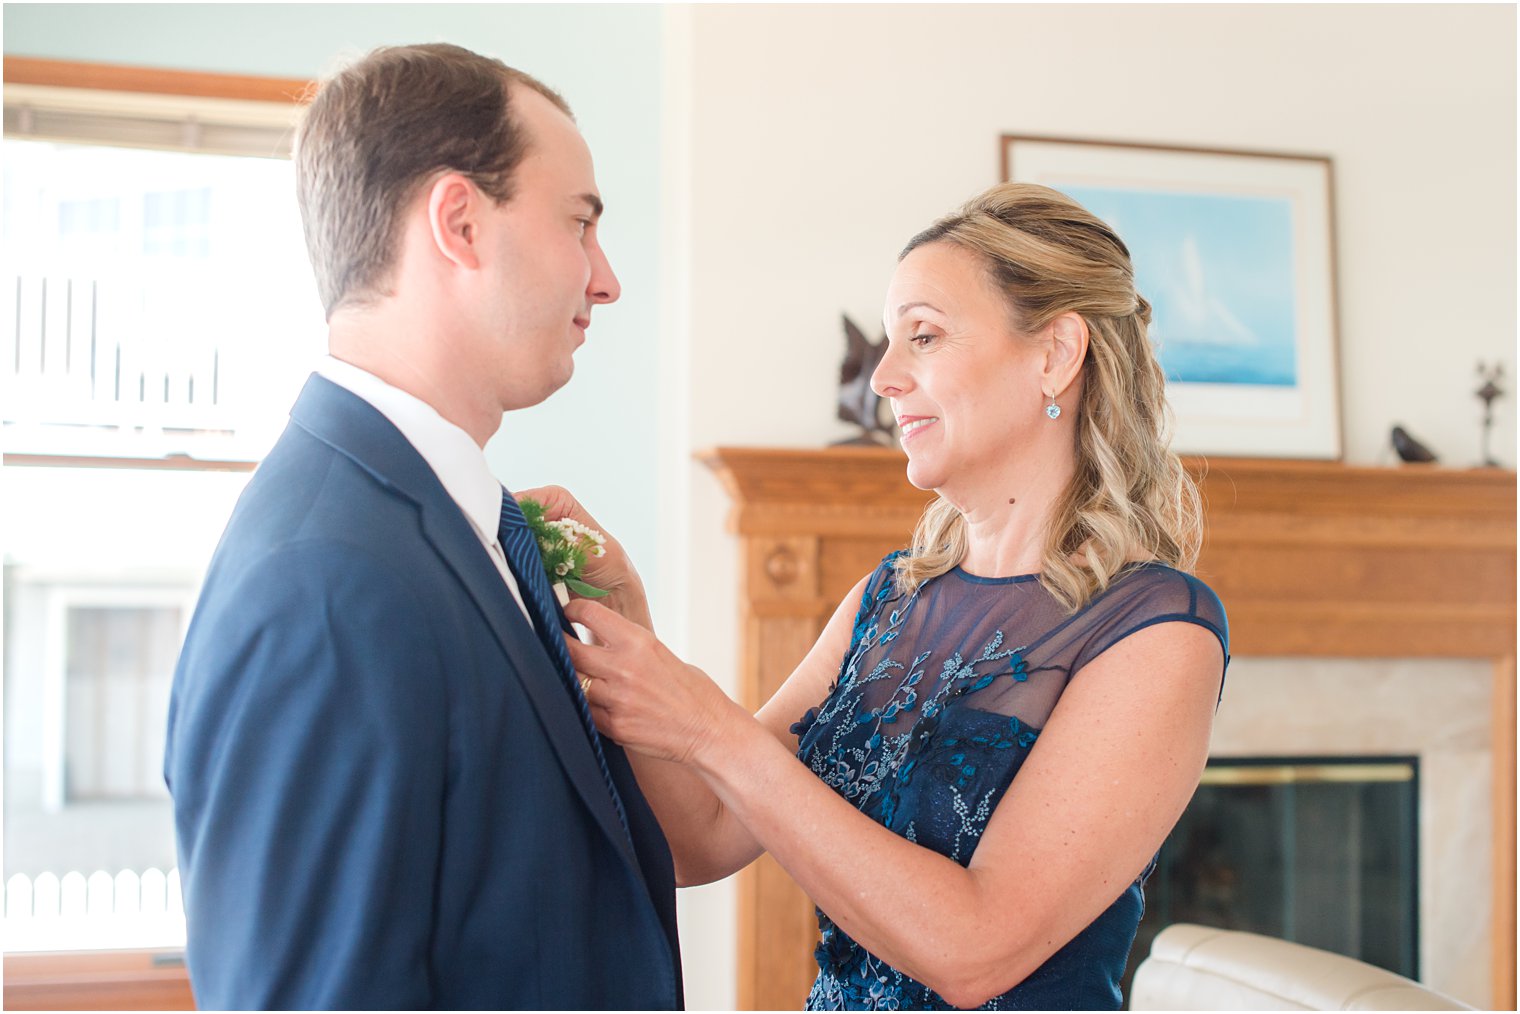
top-left (699, 446), bottom-right (1517, 1009)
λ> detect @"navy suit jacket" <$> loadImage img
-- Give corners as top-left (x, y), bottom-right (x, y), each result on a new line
top-left (165, 375), bottom-right (682, 1010)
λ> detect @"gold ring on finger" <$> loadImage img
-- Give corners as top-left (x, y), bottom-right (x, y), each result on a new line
top-left (580, 676), bottom-right (593, 697)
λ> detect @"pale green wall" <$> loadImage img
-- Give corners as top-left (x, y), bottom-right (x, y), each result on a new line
top-left (3, 2), bottom-right (667, 596)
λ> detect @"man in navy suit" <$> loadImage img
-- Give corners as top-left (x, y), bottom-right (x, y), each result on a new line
top-left (164, 43), bottom-right (681, 1009)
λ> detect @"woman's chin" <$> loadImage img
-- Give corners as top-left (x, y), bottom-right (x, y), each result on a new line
top-left (903, 456), bottom-right (946, 492)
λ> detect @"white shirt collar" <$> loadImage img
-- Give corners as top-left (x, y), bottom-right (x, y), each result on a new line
top-left (315, 356), bottom-right (503, 543)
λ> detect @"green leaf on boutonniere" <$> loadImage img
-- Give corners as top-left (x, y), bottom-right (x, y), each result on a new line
top-left (564, 577), bottom-right (611, 599)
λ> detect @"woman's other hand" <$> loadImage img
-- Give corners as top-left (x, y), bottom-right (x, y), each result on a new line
top-left (564, 598), bottom-right (743, 766)
top-left (515, 484), bottom-right (653, 631)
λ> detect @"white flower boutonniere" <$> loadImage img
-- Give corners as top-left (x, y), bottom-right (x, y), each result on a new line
top-left (518, 498), bottom-right (611, 606)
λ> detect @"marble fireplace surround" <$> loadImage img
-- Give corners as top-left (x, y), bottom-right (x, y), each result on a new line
top-left (1212, 657), bottom-right (1492, 1005)
top-left (702, 448), bottom-right (1516, 1011)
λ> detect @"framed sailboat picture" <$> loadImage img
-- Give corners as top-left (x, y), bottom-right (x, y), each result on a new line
top-left (1003, 135), bottom-right (1342, 459)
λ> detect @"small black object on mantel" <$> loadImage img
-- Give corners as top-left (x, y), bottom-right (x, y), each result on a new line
top-left (831, 314), bottom-right (896, 447)
top-left (1391, 425), bottom-right (1438, 464)
top-left (1475, 361), bottom-right (1505, 467)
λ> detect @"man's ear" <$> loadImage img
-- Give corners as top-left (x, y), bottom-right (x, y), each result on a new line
top-left (1042, 311), bottom-right (1090, 397)
top-left (425, 172), bottom-right (481, 270)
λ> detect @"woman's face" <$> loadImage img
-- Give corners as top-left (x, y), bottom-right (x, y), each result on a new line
top-left (872, 241), bottom-right (1047, 492)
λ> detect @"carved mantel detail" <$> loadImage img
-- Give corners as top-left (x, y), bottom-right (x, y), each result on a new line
top-left (700, 445), bottom-right (1517, 1010)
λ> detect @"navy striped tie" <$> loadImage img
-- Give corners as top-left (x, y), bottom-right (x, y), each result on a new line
top-left (497, 489), bottom-right (630, 842)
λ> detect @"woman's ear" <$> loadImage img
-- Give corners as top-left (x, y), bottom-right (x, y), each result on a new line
top-left (1042, 311), bottom-right (1090, 397)
top-left (425, 172), bottom-right (481, 271)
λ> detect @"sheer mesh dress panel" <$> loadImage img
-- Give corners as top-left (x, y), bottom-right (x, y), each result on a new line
top-left (792, 552), bottom-right (1228, 1011)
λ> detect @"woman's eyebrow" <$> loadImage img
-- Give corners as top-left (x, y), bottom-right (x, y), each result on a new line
top-left (894, 300), bottom-right (944, 317)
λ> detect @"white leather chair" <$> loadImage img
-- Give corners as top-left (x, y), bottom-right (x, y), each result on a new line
top-left (1130, 923), bottom-right (1474, 1011)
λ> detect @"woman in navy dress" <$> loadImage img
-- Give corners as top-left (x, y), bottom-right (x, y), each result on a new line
top-left (552, 182), bottom-right (1228, 1010)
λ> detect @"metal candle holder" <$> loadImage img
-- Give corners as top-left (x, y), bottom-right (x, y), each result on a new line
top-left (1476, 361), bottom-right (1505, 467)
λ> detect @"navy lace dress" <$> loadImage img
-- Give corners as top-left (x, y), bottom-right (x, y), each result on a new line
top-left (792, 553), bottom-right (1228, 1011)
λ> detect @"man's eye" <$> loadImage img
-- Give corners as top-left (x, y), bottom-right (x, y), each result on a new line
top-left (576, 219), bottom-right (591, 237)
top-left (909, 333), bottom-right (935, 346)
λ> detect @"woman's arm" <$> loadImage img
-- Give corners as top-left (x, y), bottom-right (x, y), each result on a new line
top-left (566, 603), bottom-right (1222, 1008)
top-left (519, 484), bottom-right (879, 885)
top-left (594, 576), bottom-right (870, 886)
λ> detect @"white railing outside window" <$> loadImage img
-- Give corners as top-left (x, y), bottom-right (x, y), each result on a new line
top-left (7, 271), bottom-right (236, 445)
top-left (4, 868), bottom-right (186, 952)
top-left (2, 138), bottom-right (324, 463)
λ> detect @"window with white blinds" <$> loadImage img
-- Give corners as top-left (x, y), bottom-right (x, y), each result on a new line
top-left (3, 83), bottom-right (300, 158)
top-left (2, 83), bottom-right (323, 464)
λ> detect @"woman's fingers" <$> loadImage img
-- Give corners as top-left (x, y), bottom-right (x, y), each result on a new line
top-left (565, 635), bottom-right (598, 675)
top-left (583, 693), bottom-right (612, 732)
top-left (564, 603), bottom-right (648, 699)
top-left (564, 598), bottom-right (630, 646)
top-left (563, 601), bottom-right (686, 754)
top-left (514, 484), bottom-right (599, 529)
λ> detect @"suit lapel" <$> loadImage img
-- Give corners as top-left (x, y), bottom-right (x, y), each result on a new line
top-left (415, 501), bottom-right (643, 871)
top-left (288, 374), bottom-right (642, 873)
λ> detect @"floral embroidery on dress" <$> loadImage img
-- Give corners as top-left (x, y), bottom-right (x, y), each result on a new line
top-left (796, 563), bottom-right (1041, 1010)
top-left (794, 554), bottom-right (1230, 1011)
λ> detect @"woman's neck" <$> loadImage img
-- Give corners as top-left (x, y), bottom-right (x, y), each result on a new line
top-left (945, 449), bottom-right (1076, 578)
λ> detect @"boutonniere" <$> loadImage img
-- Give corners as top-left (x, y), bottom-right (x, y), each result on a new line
top-left (518, 498), bottom-right (611, 605)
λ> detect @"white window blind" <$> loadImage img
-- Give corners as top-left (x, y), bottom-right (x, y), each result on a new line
top-left (3, 83), bottom-right (301, 158)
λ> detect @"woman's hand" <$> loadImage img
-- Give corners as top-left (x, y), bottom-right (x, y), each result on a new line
top-left (564, 598), bottom-right (744, 766)
top-left (514, 485), bottom-right (653, 632)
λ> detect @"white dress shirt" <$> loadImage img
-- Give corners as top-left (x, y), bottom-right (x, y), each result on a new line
top-left (314, 356), bottom-right (532, 623)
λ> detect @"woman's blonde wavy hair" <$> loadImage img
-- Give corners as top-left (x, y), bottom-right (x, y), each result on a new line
top-left (893, 182), bottom-right (1201, 612)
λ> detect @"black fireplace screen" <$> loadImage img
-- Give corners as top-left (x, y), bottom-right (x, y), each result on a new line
top-left (1124, 756), bottom-right (1419, 1003)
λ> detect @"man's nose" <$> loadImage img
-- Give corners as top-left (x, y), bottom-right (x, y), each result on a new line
top-left (590, 243), bottom-right (620, 305)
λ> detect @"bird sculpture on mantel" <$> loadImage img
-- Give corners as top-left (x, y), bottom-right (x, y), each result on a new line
top-left (831, 314), bottom-right (897, 447)
top-left (1391, 424), bottom-right (1438, 463)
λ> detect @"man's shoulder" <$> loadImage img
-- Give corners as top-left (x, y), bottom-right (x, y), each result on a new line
top-left (236, 419), bottom-right (416, 539)
top-left (194, 435), bottom-right (435, 630)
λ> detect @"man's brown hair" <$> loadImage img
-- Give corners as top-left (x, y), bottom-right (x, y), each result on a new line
top-left (293, 43), bottom-right (571, 318)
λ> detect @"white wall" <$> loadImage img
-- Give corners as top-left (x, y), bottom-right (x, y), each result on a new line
top-left (676, 3), bottom-right (1517, 461)
top-left (666, 5), bottom-right (1516, 1008)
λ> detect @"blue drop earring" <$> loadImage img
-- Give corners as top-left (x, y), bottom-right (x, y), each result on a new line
top-left (1045, 391), bottom-right (1061, 420)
